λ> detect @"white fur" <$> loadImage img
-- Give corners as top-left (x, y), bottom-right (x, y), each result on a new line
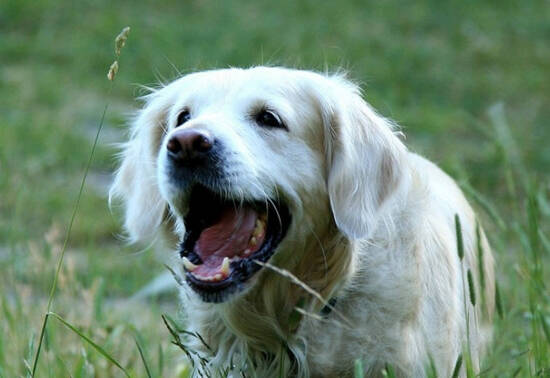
top-left (111, 67), bottom-right (495, 377)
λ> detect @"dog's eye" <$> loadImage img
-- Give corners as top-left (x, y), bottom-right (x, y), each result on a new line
top-left (255, 109), bottom-right (286, 130)
top-left (176, 110), bottom-right (191, 126)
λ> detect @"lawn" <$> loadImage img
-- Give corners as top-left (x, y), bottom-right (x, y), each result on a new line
top-left (1, 0), bottom-right (548, 376)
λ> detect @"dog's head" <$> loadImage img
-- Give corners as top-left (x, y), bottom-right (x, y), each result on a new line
top-left (111, 67), bottom-right (408, 303)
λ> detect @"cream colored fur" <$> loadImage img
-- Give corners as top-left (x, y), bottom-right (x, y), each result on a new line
top-left (110, 67), bottom-right (495, 377)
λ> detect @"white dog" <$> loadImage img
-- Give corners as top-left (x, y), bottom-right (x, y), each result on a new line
top-left (111, 67), bottom-right (495, 377)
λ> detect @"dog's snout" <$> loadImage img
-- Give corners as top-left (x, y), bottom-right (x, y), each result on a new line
top-left (167, 128), bottom-right (214, 162)
top-left (164, 126), bottom-right (224, 188)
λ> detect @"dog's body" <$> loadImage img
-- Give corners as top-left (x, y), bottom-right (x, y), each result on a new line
top-left (111, 67), bottom-right (495, 377)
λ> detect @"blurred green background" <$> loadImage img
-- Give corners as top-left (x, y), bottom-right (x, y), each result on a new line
top-left (1, 0), bottom-right (548, 376)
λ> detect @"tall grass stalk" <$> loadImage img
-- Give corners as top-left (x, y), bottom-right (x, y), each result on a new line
top-left (30, 26), bottom-right (130, 377)
top-left (31, 87), bottom-right (114, 376)
top-left (454, 214), bottom-right (477, 377)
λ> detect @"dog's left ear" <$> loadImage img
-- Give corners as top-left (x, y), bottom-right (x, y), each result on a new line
top-left (325, 79), bottom-right (409, 239)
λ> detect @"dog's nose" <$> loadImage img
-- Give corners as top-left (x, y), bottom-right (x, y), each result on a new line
top-left (166, 128), bottom-right (214, 162)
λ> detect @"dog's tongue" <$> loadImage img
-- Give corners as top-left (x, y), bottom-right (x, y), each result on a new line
top-left (194, 205), bottom-right (258, 267)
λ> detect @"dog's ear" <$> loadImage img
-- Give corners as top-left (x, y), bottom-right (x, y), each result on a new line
top-left (109, 92), bottom-right (171, 243)
top-left (325, 78), bottom-right (409, 239)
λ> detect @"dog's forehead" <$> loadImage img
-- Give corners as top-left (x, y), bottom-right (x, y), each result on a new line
top-left (171, 67), bottom-right (321, 106)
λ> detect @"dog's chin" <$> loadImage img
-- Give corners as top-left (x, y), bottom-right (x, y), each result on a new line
top-left (178, 184), bottom-right (291, 303)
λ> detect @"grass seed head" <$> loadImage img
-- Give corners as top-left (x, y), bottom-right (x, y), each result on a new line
top-left (115, 26), bottom-right (131, 56)
top-left (495, 282), bottom-right (504, 319)
top-left (455, 214), bottom-right (464, 260)
top-left (107, 61), bottom-right (119, 81)
top-left (475, 221), bottom-right (486, 291)
top-left (467, 269), bottom-right (476, 307)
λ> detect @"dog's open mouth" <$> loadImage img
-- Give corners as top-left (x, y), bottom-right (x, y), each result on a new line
top-left (179, 185), bottom-right (291, 302)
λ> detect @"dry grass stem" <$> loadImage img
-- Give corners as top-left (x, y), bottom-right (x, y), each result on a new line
top-left (254, 260), bottom-right (354, 328)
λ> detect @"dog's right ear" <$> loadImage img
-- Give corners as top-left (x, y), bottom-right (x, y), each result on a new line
top-left (109, 91), bottom-right (172, 243)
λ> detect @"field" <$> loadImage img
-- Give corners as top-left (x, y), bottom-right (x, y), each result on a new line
top-left (1, 0), bottom-right (549, 376)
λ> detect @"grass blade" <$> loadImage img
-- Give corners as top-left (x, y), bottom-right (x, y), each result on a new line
top-left (157, 344), bottom-right (164, 377)
top-left (540, 311), bottom-right (550, 346)
top-left (24, 332), bottom-right (36, 378)
top-left (451, 354), bottom-right (462, 378)
top-left (475, 222), bottom-right (486, 309)
top-left (134, 334), bottom-right (152, 378)
top-left (426, 354), bottom-right (438, 378)
top-left (384, 363), bottom-right (396, 378)
top-left (31, 314), bottom-right (49, 376)
top-left (162, 313), bottom-right (185, 333)
top-left (354, 359), bottom-right (364, 378)
top-left (540, 229), bottom-right (550, 255)
top-left (48, 312), bottom-right (130, 377)
top-left (511, 366), bottom-right (522, 377)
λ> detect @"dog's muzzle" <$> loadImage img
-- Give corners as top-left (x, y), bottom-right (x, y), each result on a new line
top-left (163, 130), bottom-right (292, 303)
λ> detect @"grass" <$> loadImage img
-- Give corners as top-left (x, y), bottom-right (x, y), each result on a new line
top-left (1, 0), bottom-right (548, 376)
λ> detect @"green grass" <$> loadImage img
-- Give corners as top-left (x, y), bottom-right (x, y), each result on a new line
top-left (1, 0), bottom-right (549, 376)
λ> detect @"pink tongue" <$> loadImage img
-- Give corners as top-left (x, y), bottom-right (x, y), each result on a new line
top-left (194, 206), bottom-right (258, 273)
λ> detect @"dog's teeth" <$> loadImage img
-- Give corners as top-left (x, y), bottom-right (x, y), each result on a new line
top-left (190, 271), bottom-right (225, 282)
top-left (249, 236), bottom-right (257, 246)
top-left (243, 248), bottom-right (252, 256)
top-left (182, 257), bottom-right (198, 271)
top-left (221, 257), bottom-right (230, 276)
top-left (253, 219), bottom-right (265, 237)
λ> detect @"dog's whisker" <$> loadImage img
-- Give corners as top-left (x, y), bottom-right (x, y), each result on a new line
top-left (246, 178), bottom-right (282, 227)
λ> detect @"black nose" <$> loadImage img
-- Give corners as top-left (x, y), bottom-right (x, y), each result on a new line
top-left (166, 128), bottom-right (214, 163)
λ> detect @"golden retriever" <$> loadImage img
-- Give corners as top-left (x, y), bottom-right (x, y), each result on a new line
top-left (111, 67), bottom-right (495, 377)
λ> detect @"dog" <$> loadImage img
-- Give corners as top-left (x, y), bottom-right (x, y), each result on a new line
top-left (110, 67), bottom-right (495, 377)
